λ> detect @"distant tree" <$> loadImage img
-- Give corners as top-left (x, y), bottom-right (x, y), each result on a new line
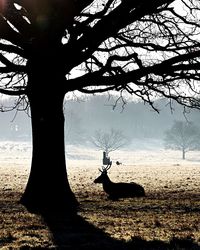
top-left (64, 108), bottom-right (85, 145)
top-left (91, 128), bottom-right (128, 156)
top-left (164, 121), bottom-right (200, 159)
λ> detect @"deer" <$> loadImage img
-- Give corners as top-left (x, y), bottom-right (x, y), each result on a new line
top-left (94, 163), bottom-right (145, 200)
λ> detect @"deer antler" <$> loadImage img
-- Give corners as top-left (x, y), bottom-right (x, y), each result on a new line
top-left (99, 163), bottom-right (112, 173)
top-left (98, 167), bottom-right (103, 173)
top-left (105, 162), bottom-right (112, 171)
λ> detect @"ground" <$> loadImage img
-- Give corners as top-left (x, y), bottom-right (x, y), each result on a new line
top-left (0, 141), bottom-right (200, 249)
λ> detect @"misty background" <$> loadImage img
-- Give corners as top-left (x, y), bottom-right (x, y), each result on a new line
top-left (0, 95), bottom-right (200, 150)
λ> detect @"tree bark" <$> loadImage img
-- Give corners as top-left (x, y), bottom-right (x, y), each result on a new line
top-left (20, 92), bottom-right (78, 213)
top-left (20, 52), bottom-right (78, 213)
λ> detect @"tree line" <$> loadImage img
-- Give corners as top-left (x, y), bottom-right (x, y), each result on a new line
top-left (65, 96), bottom-right (200, 146)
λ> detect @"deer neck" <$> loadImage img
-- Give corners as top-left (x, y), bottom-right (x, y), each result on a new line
top-left (102, 175), bottom-right (113, 189)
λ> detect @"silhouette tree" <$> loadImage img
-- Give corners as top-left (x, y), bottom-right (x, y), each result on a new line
top-left (1, 0), bottom-right (200, 213)
top-left (164, 120), bottom-right (200, 159)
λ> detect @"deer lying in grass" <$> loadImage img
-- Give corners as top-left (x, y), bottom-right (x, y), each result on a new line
top-left (94, 163), bottom-right (145, 200)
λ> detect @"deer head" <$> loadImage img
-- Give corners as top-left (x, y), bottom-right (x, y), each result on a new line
top-left (94, 163), bottom-right (112, 183)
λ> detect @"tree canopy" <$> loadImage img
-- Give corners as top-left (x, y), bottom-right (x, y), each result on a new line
top-left (164, 120), bottom-right (200, 159)
top-left (0, 0), bottom-right (200, 109)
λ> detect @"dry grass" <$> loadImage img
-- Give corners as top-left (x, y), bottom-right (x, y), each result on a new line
top-left (73, 164), bottom-right (200, 244)
top-left (1, 145), bottom-right (200, 249)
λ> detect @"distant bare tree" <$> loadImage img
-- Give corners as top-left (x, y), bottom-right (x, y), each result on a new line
top-left (164, 121), bottom-right (200, 159)
top-left (92, 128), bottom-right (128, 155)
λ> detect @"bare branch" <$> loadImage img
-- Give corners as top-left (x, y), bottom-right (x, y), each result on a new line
top-left (91, 128), bottom-right (128, 153)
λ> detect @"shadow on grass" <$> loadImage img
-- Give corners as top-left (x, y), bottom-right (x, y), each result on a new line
top-left (1, 191), bottom-right (199, 249)
top-left (42, 211), bottom-right (200, 250)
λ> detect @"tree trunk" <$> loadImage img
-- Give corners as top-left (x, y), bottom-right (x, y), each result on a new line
top-left (20, 92), bottom-right (78, 213)
top-left (20, 51), bottom-right (78, 213)
top-left (182, 149), bottom-right (186, 160)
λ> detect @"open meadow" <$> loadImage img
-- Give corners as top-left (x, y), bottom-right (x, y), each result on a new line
top-left (1, 141), bottom-right (200, 249)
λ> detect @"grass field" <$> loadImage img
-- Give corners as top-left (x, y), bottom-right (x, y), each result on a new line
top-left (1, 142), bottom-right (200, 249)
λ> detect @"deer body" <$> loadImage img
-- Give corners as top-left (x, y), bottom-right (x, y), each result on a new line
top-left (94, 166), bottom-right (145, 199)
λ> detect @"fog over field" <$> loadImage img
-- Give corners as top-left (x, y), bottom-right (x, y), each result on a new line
top-left (1, 95), bottom-right (200, 146)
top-left (1, 140), bottom-right (200, 192)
